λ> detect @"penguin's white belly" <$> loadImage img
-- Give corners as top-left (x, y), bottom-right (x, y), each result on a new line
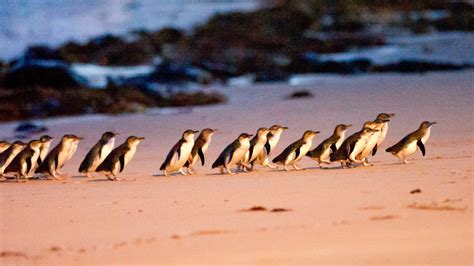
top-left (101, 141), bottom-right (115, 162)
top-left (286, 142), bottom-right (312, 165)
top-left (320, 148), bottom-right (331, 162)
top-left (228, 147), bottom-right (248, 167)
top-left (377, 123), bottom-right (389, 146)
top-left (399, 141), bottom-right (417, 157)
top-left (350, 139), bottom-right (368, 159)
top-left (124, 147), bottom-right (137, 167)
top-left (250, 142), bottom-right (265, 161)
top-left (268, 135), bottom-right (281, 155)
top-left (167, 142), bottom-right (193, 172)
top-left (336, 135), bottom-right (344, 149)
top-left (57, 149), bottom-right (69, 169)
top-left (421, 128), bottom-right (431, 144)
top-left (67, 143), bottom-right (78, 161)
top-left (30, 152), bottom-right (40, 173)
top-left (358, 133), bottom-right (380, 160)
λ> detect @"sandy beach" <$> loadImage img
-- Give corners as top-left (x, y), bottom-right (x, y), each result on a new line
top-left (0, 71), bottom-right (472, 264)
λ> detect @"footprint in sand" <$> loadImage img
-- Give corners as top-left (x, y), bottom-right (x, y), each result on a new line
top-left (370, 215), bottom-right (399, 221)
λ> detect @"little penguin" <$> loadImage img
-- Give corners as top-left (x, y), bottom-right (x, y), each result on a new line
top-left (4, 140), bottom-right (44, 182)
top-left (330, 127), bottom-right (379, 168)
top-left (36, 135), bottom-right (83, 179)
top-left (272, 130), bottom-right (319, 171)
top-left (374, 113), bottom-right (395, 155)
top-left (0, 141), bottom-right (27, 179)
top-left (184, 128), bottom-right (216, 174)
top-left (212, 133), bottom-right (253, 175)
top-left (355, 119), bottom-right (388, 166)
top-left (0, 141), bottom-right (11, 154)
top-left (306, 124), bottom-right (351, 168)
top-left (96, 136), bottom-right (145, 180)
top-left (160, 130), bottom-right (199, 176)
top-left (79, 132), bottom-right (118, 177)
top-left (386, 121), bottom-right (436, 164)
top-left (253, 125), bottom-right (288, 169)
top-left (241, 127), bottom-right (270, 171)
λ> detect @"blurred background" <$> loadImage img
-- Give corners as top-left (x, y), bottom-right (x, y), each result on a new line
top-left (0, 0), bottom-right (472, 122)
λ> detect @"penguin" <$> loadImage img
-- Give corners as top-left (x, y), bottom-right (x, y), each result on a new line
top-left (373, 113), bottom-right (395, 156)
top-left (37, 135), bottom-right (54, 167)
top-left (330, 127), bottom-right (379, 168)
top-left (183, 128), bottom-right (216, 174)
top-left (253, 125), bottom-right (288, 169)
top-left (4, 140), bottom-right (44, 182)
top-left (212, 133), bottom-right (253, 174)
top-left (160, 130), bottom-right (199, 176)
top-left (386, 121), bottom-right (436, 164)
top-left (0, 141), bottom-right (27, 179)
top-left (36, 135), bottom-right (82, 179)
top-left (241, 127), bottom-right (270, 171)
top-left (355, 119), bottom-right (389, 166)
top-left (0, 141), bottom-right (11, 154)
top-left (79, 132), bottom-right (118, 177)
top-left (96, 136), bottom-right (145, 180)
top-left (272, 130), bottom-right (319, 171)
top-left (306, 124), bottom-right (352, 168)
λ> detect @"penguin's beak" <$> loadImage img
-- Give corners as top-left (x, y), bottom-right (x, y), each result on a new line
top-left (192, 130), bottom-right (199, 134)
top-left (75, 137), bottom-right (84, 140)
top-left (314, 131), bottom-right (320, 134)
top-left (346, 124), bottom-right (352, 128)
top-left (282, 126), bottom-right (289, 130)
top-left (430, 121), bottom-right (437, 125)
top-left (213, 129), bottom-right (219, 132)
top-left (247, 134), bottom-right (254, 137)
top-left (137, 137), bottom-right (145, 141)
top-left (390, 113), bottom-right (395, 117)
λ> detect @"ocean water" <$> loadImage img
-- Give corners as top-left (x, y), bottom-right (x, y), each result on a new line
top-left (0, 0), bottom-right (259, 60)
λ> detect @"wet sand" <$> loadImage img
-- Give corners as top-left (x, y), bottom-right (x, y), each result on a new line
top-left (0, 71), bottom-right (472, 264)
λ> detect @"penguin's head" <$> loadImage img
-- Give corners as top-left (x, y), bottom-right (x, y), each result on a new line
top-left (200, 128), bottom-right (216, 140)
top-left (29, 140), bottom-right (43, 150)
top-left (183, 130), bottom-right (199, 141)
top-left (420, 121), bottom-right (437, 129)
top-left (0, 141), bottom-right (10, 147)
top-left (376, 113), bottom-right (395, 120)
top-left (362, 127), bottom-right (379, 135)
top-left (126, 136), bottom-right (145, 146)
top-left (335, 124), bottom-right (351, 135)
top-left (12, 141), bottom-right (27, 149)
top-left (102, 132), bottom-right (119, 141)
top-left (269, 125), bottom-right (288, 134)
top-left (238, 133), bottom-right (253, 141)
top-left (62, 135), bottom-right (82, 143)
top-left (303, 130), bottom-right (319, 140)
top-left (363, 121), bottom-right (377, 129)
top-left (256, 127), bottom-right (270, 138)
top-left (39, 135), bottom-right (53, 143)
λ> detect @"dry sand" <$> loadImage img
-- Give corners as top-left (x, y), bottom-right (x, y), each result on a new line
top-left (0, 71), bottom-right (473, 265)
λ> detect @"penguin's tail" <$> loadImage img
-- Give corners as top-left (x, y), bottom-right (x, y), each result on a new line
top-left (385, 146), bottom-right (394, 153)
top-left (306, 150), bottom-right (312, 157)
top-left (159, 162), bottom-right (166, 171)
top-left (271, 153), bottom-right (285, 164)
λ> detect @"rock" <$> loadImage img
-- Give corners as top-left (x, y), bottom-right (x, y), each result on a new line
top-left (372, 60), bottom-right (470, 73)
top-left (287, 90), bottom-right (314, 99)
top-left (3, 60), bottom-right (87, 89)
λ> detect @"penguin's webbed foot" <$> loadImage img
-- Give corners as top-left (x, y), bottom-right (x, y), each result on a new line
top-left (292, 165), bottom-right (304, 171)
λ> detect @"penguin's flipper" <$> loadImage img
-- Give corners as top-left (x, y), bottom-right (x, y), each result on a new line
top-left (98, 146), bottom-right (103, 160)
top-left (264, 141), bottom-right (271, 155)
top-left (372, 144), bottom-right (378, 156)
top-left (294, 147), bottom-right (301, 159)
top-left (119, 154), bottom-right (125, 172)
top-left (248, 147), bottom-right (254, 163)
top-left (198, 148), bottom-right (205, 166)
top-left (26, 158), bottom-right (32, 174)
top-left (184, 160), bottom-right (190, 167)
top-left (330, 143), bottom-right (337, 153)
top-left (348, 142), bottom-right (356, 157)
top-left (54, 154), bottom-right (59, 170)
top-left (417, 140), bottom-right (426, 156)
top-left (160, 140), bottom-right (183, 171)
